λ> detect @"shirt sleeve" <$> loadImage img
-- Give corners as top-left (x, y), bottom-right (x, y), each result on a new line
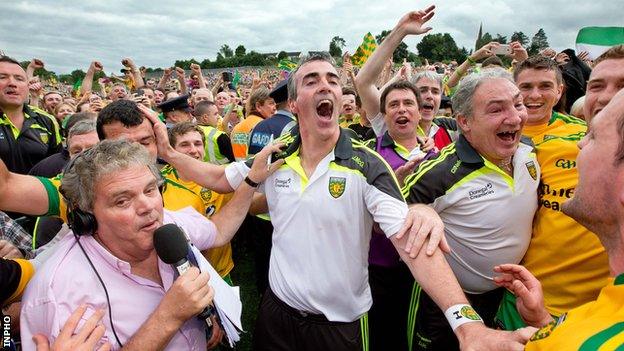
top-left (224, 161), bottom-right (251, 190)
top-left (369, 112), bottom-right (387, 137)
top-left (35, 176), bottom-right (67, 223)
top-left (168, 207), bottom-right (218, 251)
top-left (361, 150), bottom-right (408, 238)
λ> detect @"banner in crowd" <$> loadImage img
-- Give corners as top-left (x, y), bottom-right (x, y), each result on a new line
top-left (576, 26), bottom-right (624, 60)
top-left (277, 59), bottom-right (298, 72)
top-left (351, 32), bottom-right (377, 67)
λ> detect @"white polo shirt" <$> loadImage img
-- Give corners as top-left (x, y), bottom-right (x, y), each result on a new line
top-left (226, 130), bottom-right (408, 322)
top-left (403, 135), bottom-right (539, 294)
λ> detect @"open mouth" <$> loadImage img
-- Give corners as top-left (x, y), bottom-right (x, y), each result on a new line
top-left (140, 219), bottom-right (158, 231)
top-left (497, 130), bottom-right (518, 142)
top-left (524, 102), bottom-right (544, 112)
top-left (420, 102), bottom-right (434, 113)
top-left (395, 116), bottom-right (409, 125)
top-left (317, 100), bottom-right (334, 120)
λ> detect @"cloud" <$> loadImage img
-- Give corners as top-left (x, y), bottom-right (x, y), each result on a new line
top-left (0, 0), bottom-right (618, 74)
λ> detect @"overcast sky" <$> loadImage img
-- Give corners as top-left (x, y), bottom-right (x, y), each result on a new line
top-left (1, 0), bottom-right (620, 74)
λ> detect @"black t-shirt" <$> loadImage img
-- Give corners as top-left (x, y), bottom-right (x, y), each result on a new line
top-left (0, 105), bottom-right (62, 174)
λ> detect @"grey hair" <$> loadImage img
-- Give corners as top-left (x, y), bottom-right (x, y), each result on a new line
top-left (287, 52), bottom-right (336, 101)
top-left (67, 120), bottom-right (96, 148)
top-left (451, 67), bottom-right (514, 119)
top-left (60, 139), bottom-right (162, 212)
top-left (411, 71), bottom-right (443, 90)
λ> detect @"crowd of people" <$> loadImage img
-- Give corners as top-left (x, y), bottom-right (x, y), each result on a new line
top-left (1, 5), bottom-right (624, 351)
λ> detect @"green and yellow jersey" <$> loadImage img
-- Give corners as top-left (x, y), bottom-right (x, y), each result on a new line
top-left (525, 274), bottom-right (624, 351)
top-left (522, 113), bottom-right (609, 317)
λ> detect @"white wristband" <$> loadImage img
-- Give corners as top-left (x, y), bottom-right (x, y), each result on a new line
top-left (444, 304), bottom-right (483, 331)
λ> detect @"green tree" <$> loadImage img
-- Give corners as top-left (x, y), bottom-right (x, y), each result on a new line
top-left (494, 34), bottom-right (508, 44)
top-left (235, 45), bottom-right (246, 57)
top-left (376, 30), bottom-right (409, 63)
top-left (70, 69), bottom-right (86, 83)
top-left (220, 44), bottom-right (234, 58)
top-left (510, 31), bottom-right (529, 46)
top-left (417, 33), bottom-right (465, 62)
top-left (329, 36), bottom-right (346, 58)
top-left (476, 32), bottom-right (494, 50)
top-left (528, 28), bottom-right (549, 55)
top-left (277, 51), bottom-right (289, 60)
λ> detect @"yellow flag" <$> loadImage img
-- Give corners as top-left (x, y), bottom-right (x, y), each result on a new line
top-left (351, 32), bottom-right (377, 67)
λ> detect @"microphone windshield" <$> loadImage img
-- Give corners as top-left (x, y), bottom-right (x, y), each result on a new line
top-left (153, 223), bottom-right (189, 264)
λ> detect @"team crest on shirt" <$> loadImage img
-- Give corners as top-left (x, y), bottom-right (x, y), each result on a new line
top-left (328, 177), bottom-right (346, 198)
top-left (200, 188), bottom-right (212, 202)
top-left (39, 132), bottom-right (49, 144)
top-left (525, 160), bottom-right (537, 180)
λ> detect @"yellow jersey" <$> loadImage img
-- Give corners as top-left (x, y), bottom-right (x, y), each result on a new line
top-left (161, 166), bottom-right (234, 277)
top-left (525, 274), bottom-right (624, 351)
top-left (522, 112), bottom-right (609, 315)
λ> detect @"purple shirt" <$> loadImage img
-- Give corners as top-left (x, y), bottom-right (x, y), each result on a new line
top-left (20, 207), bottom-right (217, 350)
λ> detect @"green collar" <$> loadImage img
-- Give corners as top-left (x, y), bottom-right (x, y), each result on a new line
top-left (615, 273), bottom-right (624, 286)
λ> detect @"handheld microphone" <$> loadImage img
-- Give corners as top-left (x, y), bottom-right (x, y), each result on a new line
top-left (154, 223), bottom-right (215, 335)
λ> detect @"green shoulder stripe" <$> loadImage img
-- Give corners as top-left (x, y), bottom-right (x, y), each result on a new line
top-left (549, 112), bottom-right (586, 126)
top-left (401, 144), bottom-right (456, 198)
top-left (163, 177), bottom-right (195, 194)
top-left (538, 131), bottom-right (587, 145)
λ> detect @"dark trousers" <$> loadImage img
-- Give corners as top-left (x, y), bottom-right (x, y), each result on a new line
top-left (253, 288), bottom-right (364, 351)
top-left (368, 263), bottom-right (415, 351)
top-left (414, 287), bottom-right (504, 350)
top-left (251, 216), bottom-right (273, 294)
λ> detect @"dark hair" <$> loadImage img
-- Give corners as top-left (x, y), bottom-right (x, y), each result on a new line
top-left (482, 56), bottom-right (504, 68)
top-left (379, 80), bottom-right (421, 114)
top-left (96, 100), bottom-right (143, 140)
top-left (342, 86), bottom-right (357, 97)
top-left (168, 121), bottom-right (205, 147)
top-left (513, 55), bottom-right (563, 84)
top-left (193, 100), bottom-right (216, 117)
top-left (617, 113), bottom-right (624, 165)
top-left (0, 55), bottom-right (20, 66)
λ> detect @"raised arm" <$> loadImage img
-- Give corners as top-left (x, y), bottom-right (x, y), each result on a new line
top-left (139, 104), bottom-right (234, 193)
top-left (446, 42), bottom-right (497, 89)
top-left (123, 58), bottom-right (144, 89)
top-left (355, 5), bottom-right (435, 119)
top-left (174, 67), bottom-right (188, 96)
top-left (157, 68), bottom-right (173, 91)
top-left (26, 59), bottom-right (44, 80)
top-left (0, 158), bottom-right (50, 216)
top-left (81, 61), bottom-right (103, 96)
top-left (190, 63), bottom-right (206, 89)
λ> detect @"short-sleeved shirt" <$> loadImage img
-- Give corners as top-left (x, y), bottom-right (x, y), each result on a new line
top-left (225, 128), bottom-right (408, 322)
top-left (525, 274), bottom-right (624, 350)
top-left (20, 207), bottom-right (217, 351)
top-left (0, 105), bottom-right (62, 174)
top-left (521, 113), bottom-right (608, 315)
top-left (403, 135), bottom-right (539, 293)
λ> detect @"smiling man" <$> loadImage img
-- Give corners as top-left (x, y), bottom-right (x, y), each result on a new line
top-left (402, 68), bottom-right (540, 350)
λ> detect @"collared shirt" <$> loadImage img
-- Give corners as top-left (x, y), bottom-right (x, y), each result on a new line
top-left (525, 274), bottom-right (624, 350)
top-left (0, 105), bottom-right (62, 174)
top-left (226, 128), bottom-right (407, 322)
top-left (0, 211), bottom-right (34, 259)
top-left (403, 135), bottom-right (539, 294)
top-left (365, 131), bottom-right (425, 162)
top-left (20, 207), bottom-right (217, 351)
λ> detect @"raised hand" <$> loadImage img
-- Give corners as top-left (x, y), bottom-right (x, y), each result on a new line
top-left (394, 5), bottom-right (435, 36)
top-left (493, 264), bottom-right (554, 328)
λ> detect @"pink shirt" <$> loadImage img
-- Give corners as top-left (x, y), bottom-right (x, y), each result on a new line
top-left (20, 207), bottom-right (217, 350)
